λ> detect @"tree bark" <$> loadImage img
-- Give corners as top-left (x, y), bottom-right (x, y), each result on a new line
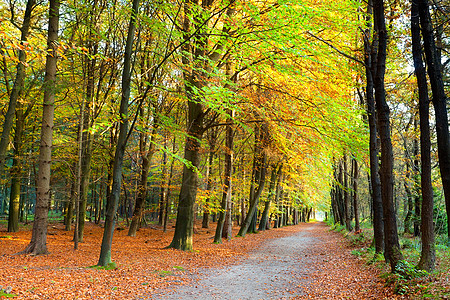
top-left (412, 0), bottom-right (435, 271)
top-left (20, 0), bottom-right (60, 255)
top-left (202, 128), bottom-right (217, 228)
top-left (128, 125), bottom-right (157, 236)
top-left (364, 0), bottom-right (384, 254)
top-left (352, 157), bottom-right (360, 232)
top-left (7, 103), bottom-right (25, 232)
top-left (259, 163), bottom-right (281, 231)
top-left (373, 0), bottom-right (403, 271)
top-left (238, 124), bottom-right (268, 237)
top-left (97, 0), bottom-right (139, 266)
top-left (413, 118), bottom-right (421, 237)
top-left (417, 0), bottom-right (450, 240)
top-left (214, 111), bottom-right (233, 243)
top-left (343, 153), bottom-right (352, 231)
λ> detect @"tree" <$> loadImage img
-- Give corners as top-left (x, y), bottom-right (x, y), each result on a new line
top-left (97, 0), bottom-right (139, 266)
top-left (238, 123), bottom-right (268, 237)
top-left (363, 0), bottom-right (384, 254)
top-left (20, 0), bottom-right (60, 255)
top-left (373, 0), bottom-right (403, 271)
top-left (214, 110), bottom-right (234, 243)
top-left (412, 0), bottom-right (435, 272)
top-left (0, 0), bottom-right (36, 173)
top-left (169, 0), bottom-right (235, 250)
top-left (418, 0), bottom-right (450, 240)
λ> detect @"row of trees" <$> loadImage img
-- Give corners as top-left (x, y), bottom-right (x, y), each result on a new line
top-left (0, 0), bottom-right (362, 265)
top-left (331, 0), bottom-right (449, 273)
top-left (0, 0), bottom-right (448, 273)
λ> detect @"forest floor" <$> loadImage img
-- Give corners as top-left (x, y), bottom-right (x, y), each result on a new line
top-left (1, 220), bottom-right (403, 299)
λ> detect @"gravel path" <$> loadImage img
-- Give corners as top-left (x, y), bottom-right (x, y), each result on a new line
top-left (152, 223), bottom-right (324, 300)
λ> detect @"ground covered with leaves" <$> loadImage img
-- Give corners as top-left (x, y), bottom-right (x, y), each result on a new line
top-left (0, 220), bottom-right (404, 299)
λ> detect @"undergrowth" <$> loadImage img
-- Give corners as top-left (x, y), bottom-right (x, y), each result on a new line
top-left (328, 221), bottom-right (450, 299)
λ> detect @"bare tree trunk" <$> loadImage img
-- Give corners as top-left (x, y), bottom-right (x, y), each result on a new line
top-left (163, 148), bottom-right (175, 233)
top-left (413, 119), bottom-right (421, 237)
top-left (7, 103), bottom-right (25, 232)
top-left (352, 157), bottom-right (360, 232)
top-left (259, 164), bottom-right (282, 231)
top-left (373, 0), bottom-right (403, 271)
top-left (202, 128), bottom-right (217, 229)
top-left (363, 0), bottom-right (384, 253)
top-left (97, 0), bottom-right (139, 266)
top-left (238, 124), bottom-right (268, 237)
top-left (20, 0), bottom-right (60, 255)
top-left (128, 125), bottom-right (157, 236)
top-left (412, 0), bottom-right (435, 271)
top-left (214, 111), bottom-right (233, 243)
top-left (418, 0), bottom-right (450, 240)
top-left (343, 153), bottom-right (352, 231)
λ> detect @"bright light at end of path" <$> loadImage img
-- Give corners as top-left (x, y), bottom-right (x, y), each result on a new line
top-left (316, 211), bottom-right (325, 221)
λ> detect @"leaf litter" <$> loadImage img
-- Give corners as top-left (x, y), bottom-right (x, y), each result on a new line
top-left (0, 221), bottom-right (401, 299)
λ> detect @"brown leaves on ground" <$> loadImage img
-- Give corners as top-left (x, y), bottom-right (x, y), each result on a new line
top-left (295, 224), bottom-right (406, 299)
top-left (1, 221), bottom-right (399, 299)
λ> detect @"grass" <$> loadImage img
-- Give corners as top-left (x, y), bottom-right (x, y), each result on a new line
top-left (0, 291), bottom-right (17, 298)
top-left (88, 262), bottom-right (117, 270)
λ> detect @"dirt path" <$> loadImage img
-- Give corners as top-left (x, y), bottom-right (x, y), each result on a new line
top-left (151, 222), bottom-right (399, 300)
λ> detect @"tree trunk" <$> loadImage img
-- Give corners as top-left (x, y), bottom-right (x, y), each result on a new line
top-left (168, 0), bottom-right (217, 251)
top-left (238, 124), bottom-right (268, 237)
top-left (97, 0), bottom-right (139, 266)
top-left (7, 104), bottom-right (25, 232)
top-left (352, 157), bottom-right (360, 232)
top-left (78, 74), bottom-right (95, 243)
top-left (343, 153), bottom-right (352, 231)
top-left (0, 0), bottom-right (36, 172)
top-left (364, 0), bottom-right (384, 254)
top-left (128, 124), bottom-right (157, 236)
top-left (259, 164), bottom-right (282, 231)
top-left (214, 111), bottom-right (233, 243)
top-left (202, 128), bottom-right (217, 228)
top-left (403, 161), bottom-right (413, 235)
top-left (418, 0), bottom-right (450, 240)
top-left (413, 119), bottom-right (421, 237)
top-left (412, 0), bottom-right (435, 271)
top-left (163, 149), bottom-right (175, 233)
top-left (20, 0), bottom-right (60, 255)
top-left (336, 161), bottom-right (346, 225)
top-left (373, 0), bottom-right (403, 271)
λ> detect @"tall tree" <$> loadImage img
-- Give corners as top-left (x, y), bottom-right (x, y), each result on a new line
top-left (214, 110), bottom-right (234, 243)
top-left (373, 0), bottom-right (403, 271)
top-left (0, 0), bottom-right (36, 173)
top-left (412, 0), bottom-right (435, 271)
top-left (418, 0), bottom-right (450, 240)
top-left (169, 0), bottom-right (234, 250)
top-left (97, 0), bottom-right (139, 266)
top-left (343, 153), bottom-right (352, 231)
top-left (352, 157), bottom-right (360, 232)
top-left (259, 163), bottom-right (281, 231)
top-left (363, 0), bottom-right (384, 254)
top-left (238, 123), bottom-right (268, 237)
top-left (20, 0), bottom-right (60, 255)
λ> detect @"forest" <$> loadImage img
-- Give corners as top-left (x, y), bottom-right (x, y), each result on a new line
top-left (0, 0), bottom-right (449, 297)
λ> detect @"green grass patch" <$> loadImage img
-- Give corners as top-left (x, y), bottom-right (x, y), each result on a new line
top-left (88, 262), bottom-right (117, 270)
top-left (0, 291), bottom-right (17, 298)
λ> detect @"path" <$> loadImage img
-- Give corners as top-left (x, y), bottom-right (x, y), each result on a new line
top-left (151, 222), bottom-right (398, 300)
